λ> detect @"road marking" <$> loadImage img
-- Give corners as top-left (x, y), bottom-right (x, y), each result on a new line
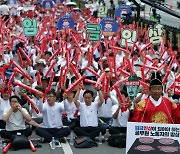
top-left (61, 139), bottom-right (73, 154)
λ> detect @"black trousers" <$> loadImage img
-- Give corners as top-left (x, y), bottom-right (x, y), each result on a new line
top-left (0, 120), bottom-right (6, 129)
top-left (1, 128), bottom-right (32, 140)
top-left (62, 118), bottom-right (78, 130)
top-left (35, 127), bottom-right (71, 142)
top-left (74, 126), bottom-right (106, 140)
top-left (109, 127), bottom-right (127, 135)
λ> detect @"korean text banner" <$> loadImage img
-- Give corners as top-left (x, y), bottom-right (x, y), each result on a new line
top-left (126, 122), bottom-right (180, 154)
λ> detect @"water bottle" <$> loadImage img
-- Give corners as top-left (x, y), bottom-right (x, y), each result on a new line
top-left (98, 132), bottom-right (103, 144)
top-left (69, 132), bottom-right (74, 145)
top-left (3, 142), bottom-right (7, 149)
top-left (51, 137), bottom-right (56, 149)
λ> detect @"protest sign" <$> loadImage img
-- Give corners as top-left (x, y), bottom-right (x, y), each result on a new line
top-left (86, 24), bottom-right (101, 41)
top-left (8, 0), bottom-right (18, 8)
top-left (148, 24), bottom-right (164, 45)
top-left (174, 75), bottom-right (180, 95)
top-left (42, 0), bottom-right (54, 10)
top-left (115, 4), bottom-right (132, 23)
top-left (57, 15), bottom-right (75, 30)
top-left (98, 6), bottom-right (108, 18)
top-left (22, 18), bottom-right (38, 36)
top-left (126, 122), bottom-right (180, 154)
top-left (53, 0), bottom-right (63, 3)
top-left (120, 29), bottom-right (138, 47)
top-left (100, 17), bottom-right (118, 36)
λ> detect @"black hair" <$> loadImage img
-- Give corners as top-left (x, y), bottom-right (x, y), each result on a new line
top-left (71, 76), bottom-right (77, 83)
top-left (47, 89), bottom-right (56, 97)
top-left (9, 95), bottom-right (20, 103)
top-left (83, 90), bottom-right (94, 97)
top-left (35, 86), bottom-right (44, 92)
top-left (69, 90), bottom-right (76, 97)
top-left (44, 51), bottom-right (52, 56)
top-left (120, 90), bottom-right (128, 98)
top-left (1, 87), bottom-right (9, 98)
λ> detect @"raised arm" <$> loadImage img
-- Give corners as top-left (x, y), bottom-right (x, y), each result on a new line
top-left (113, 105), bottom-right (121, 119)
top-left (97, 86), bottom-right (104, 107)
top-left (73, 88), bottom-right (81, 108)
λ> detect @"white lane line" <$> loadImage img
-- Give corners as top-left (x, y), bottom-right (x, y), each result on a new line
top-left (61, 139), bottom-right (73, 154)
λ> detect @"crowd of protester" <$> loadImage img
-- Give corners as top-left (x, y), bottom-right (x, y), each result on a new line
top-left (0, 0), bottom-right (180, 148)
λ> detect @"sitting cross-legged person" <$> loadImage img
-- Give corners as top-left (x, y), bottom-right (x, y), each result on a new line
top-left (1, 95), bottom-right (32, 140)
top-left (109, 90), bottom-right (130, 136)
top-left (35, 90), bottom-right (71, 143)
top-left (73, 84), bottom-right (106, 140)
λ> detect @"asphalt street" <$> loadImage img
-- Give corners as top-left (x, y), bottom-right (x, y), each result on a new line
top-left (0, 132), bottom-right (125, 154)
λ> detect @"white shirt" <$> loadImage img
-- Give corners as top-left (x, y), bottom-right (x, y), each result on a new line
top-left (29, 97), bottom-right (43, 118)
top-left (0, 99), bottom-right (10, 119)
top-left (150, 96), bottom-right (162, 107)
top-left (63, 99), bottom-right (77, 119)
top-left (116, 52), bottom-right (125, 68)
top-left (39, 102), bottom-right (64, 128)
top-left (111, 105), bottom-right (129, 127)
top-left (78, 101), bottom-right (99, 127)
top-left (81, 60), bottom-right (98, 77)
top-left (95, 96), bottom-right (118, 118)
top-left (4, 108), bottom-right (28, 131)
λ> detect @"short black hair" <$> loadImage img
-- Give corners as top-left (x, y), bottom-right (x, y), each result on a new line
top-left (47, 89), bottom-right (56, 97)
top-left (1, 87), bottom-right (9, 98)
top-left (120, 90), bottom-right (128, 98)
top-left (71, 76), bottom-right (77, 83)
top-left (9, 95), bottom-right (20, 103)
top-left (45, 51), bottom-right (52, 56)
top-left (35, 86), bottom-right (44, 92)
top-left (83, 90), bottom-right (94, 97)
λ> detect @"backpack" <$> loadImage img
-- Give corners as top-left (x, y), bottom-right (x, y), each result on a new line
top-left (11, 135), bottom-right (30, 150)
top-left (107, 134), bottom-right (126, 148)
top-left (74, 136), bottom-right (98, 148)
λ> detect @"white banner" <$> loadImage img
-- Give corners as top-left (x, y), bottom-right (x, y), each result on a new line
top-left (126, 122), bottom-right (180, 154)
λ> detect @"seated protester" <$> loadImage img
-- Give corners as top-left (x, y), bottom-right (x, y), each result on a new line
top-left (62, 90), bottom-right (78, 129)
top-left (96, 69), bottom-right (118, 129)
top-left (35, 90), bottom-right (71, 143)
top-left (95, 91), bottom-right (118, 129)
top-left (29, 86), bottom-right (44, 125)
top-left (109, 90), bottom-right (130, 136)
top-left (0, 87), bottom-right (11, 129)
top-left (73, 85), bottom-right (106, 140)
top-left (1, 95), bottom-right (32, 140)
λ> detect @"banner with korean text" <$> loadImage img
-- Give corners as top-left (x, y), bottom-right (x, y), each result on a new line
top-left (126, 122), bottom-right (180, 154)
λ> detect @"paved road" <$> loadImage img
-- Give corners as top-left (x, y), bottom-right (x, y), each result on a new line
top-left (0, 132), bottom-right (125, 154)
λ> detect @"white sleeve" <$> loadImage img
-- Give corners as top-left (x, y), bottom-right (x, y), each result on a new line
top-left (110, 96), bottom-right (118, 105)
top-left (59, 102), bottom-right (65, 112)
top-left (92, 61), bottom-right (98, 70)
top-left (111, 105), bottom-right (118, 115)
top-left (63, 100), bottom-right (68, 111)
top-left (37, 100), bottom-right (43, 113)
top-left (81, 61), bottom-right (88, 69)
